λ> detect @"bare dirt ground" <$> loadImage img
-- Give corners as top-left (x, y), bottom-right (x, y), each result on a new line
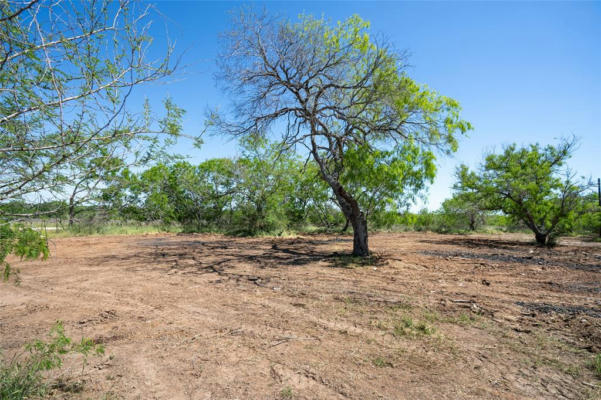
top-left (1, 232), bottom-right (600, 399)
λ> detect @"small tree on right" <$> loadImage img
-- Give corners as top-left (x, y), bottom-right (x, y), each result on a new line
top-left (455, 138), bottom-right (586, 245)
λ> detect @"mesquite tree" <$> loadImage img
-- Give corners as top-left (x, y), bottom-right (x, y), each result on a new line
top-left (213, 12), bottom-right (471, 256)
top-left (0, 0), bottom-right (182, 279)
top-left (455, 138), bottom-right (587, 245)
top-left (0, 0), bottom-right (183, 203)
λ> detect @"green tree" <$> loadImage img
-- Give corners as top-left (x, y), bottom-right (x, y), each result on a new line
top-left (0, 0), bottom-right (183, 277)
top-left (456, 139), bottom-right (587, 245)
top-left (229, 138), bottom-right (301, 235)
top-left (574, 192), bottom-right (601, 237)
top-left (441, 178), bottom-right (487, 231)
top-left (284, 163), bottom-right (341, 230)
top-left (193, 158), bottom-right (238, 229)
top-left (213, 12), bottom-right (471, 256)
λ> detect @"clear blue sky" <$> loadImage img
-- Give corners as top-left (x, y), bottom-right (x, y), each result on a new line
top-left (134, 1), bottom-right (601, 210)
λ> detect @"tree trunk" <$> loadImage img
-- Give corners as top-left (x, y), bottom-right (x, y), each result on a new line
top-left (349, 211), bottom-right (369, 256)
top-left (534, 232), bottom-right (548, 245)
top-left (328, 183), bottom-right (369, 256)
top-left (68, 197), bottom-right (75, 227)
top-left (341, 217), bottom-right (350, 233)
top-left (309, 142), bottom-right (369, 256)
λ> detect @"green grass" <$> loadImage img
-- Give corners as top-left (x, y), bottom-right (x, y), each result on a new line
top-left (420, 309), bottom-right (481, 327)
top-left (280, 386), bottom-right (293, 399)
top-left (46, 223), bottom-right (181, 238)
top-left (372, 356), bottom-right (393, 368)
top-left (534, 357), bottom-right (582, 378)
top-left (390, 316), bottom-right (436, 338)
top-left (591, 353), bottom-right (601, 378)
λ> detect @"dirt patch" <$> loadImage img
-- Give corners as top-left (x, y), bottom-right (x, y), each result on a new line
top-left (1, 232), bottom-right (600, 399)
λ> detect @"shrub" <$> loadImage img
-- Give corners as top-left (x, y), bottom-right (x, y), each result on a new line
top-left (0, 224), bottom-right (48, 283)
top-left (0, 322), bottom-right (104, 399)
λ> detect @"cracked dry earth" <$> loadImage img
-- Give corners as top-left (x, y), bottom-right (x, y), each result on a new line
top-left (1, 232), bottom-right (600, 399)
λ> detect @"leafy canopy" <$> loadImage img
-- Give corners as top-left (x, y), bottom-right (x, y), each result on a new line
top-left (215, 11), bottom-right (471, 253)
top-left (456, 138), bottom-right (586, 244)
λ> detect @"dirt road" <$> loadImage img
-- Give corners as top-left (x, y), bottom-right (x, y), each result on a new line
top-left (1, 232), bottom-right (600, 399)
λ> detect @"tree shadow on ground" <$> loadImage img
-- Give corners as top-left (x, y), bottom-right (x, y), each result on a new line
top-left (419, 248), bottom-right (601, 273)
top-left (84, 235), bottom-right (385, 281)
top-left (418, 237), bottom-right (535, 252)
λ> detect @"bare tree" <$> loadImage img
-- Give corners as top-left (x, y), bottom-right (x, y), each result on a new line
top-left (213, 11), bottom-right (471, 256)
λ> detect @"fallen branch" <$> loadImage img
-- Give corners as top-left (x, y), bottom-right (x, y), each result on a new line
top-left (269, 336), bottom-right (320, 348)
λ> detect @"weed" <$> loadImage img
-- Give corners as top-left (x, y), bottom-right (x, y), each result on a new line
top-left (372, 320), bottom-right (388, 331)
top-left (372, 356), bottom-right (393, 368)
top-left (280, 386), bottom-right (293, 399)
top-left (416, 322), bottom-right (435, 335)
top-left (392, 316), bottom-right (435, 338)
top-left (422, 311), bottom-right (440, 323)
top-left (591, 353), bottom-right (601, 378)
top-left (0, 321), bottom-right (104, 400)
top-left (564, 364), bottom-right (582, 378)
top-left (100, 392), bottom-right (123, 400)
top-left (388, 301), bottom-right (413, 312)
top-left (443, 312), bottom-right (479, 326)
top-left (342, 296), bottom-right (359, 305)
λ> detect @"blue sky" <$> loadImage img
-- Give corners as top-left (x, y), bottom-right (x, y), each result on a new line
top-left (134, 1), bottom-right (601, 210)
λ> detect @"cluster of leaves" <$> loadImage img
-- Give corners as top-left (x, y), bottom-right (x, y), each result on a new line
top-left (0, 223), bottom-right (48, 282)
top-left (215, 11), bottom-right (472, 255)
top-left (103, 139), bottom-right (344, 235)
top-left (452, 138), bottom-right (594, 244)
top-left (573, 193), bottom-right (601, 238)
top-left (0, 0), bottom-right (181, 203)
top-left (0, 0), bottom-right (185, 270)
top-left (0, 322), bottom-right (104, 399)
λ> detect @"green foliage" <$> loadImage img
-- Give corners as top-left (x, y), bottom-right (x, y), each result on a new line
top-left (439, 191), bottom-right (486, 232)
top-left (102, 138), bottom-right (339, 236)
top-left (0, 223), bottom-right (48, 282)
top-left (0, 322), bottom-right (104, 400)
top-left (0, 0), bottom-right (181, 204)
top-left (216, 11), bottom-right (471, 255)
top-left (299, 14), bottom-right (471, 229)
top-left (279, 386), bottom-right (294, 399)
top-left (592, 353), bottom-right (601, 378)
top-left (341, 143), bottom-right (437, 221)
top-left (372, 356), bottom-right (393, 368)
top-left (455, 138), bottom-right (586, 245)
top-left (573, 193), bottom-right (601, 237)
top-left (392, 316), bottom-right (435, 338)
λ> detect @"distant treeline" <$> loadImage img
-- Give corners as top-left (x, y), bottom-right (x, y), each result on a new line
top-left (2, 141), bottom-right (598, 238)
top-left (2, 197), bottom-right (597, 238)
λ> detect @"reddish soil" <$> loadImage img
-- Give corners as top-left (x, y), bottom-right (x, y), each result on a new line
top-left (1, 232), bottom-right (600, 399)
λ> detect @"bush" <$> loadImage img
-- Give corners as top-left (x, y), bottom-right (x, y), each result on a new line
top-left (0, 224), bottom-right (48, 283)
top-left (0, 322), bottom-right (104, 399)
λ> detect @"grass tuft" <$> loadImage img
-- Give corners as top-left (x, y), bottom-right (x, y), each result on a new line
top-left (591, 353), bottom-right (601, 379)
top-left (372, 356), bottom-right (393, 368)
top-left (280, 386), bottom-right (293, 399)
top-left (392, 316), bottom-right (435, 338)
